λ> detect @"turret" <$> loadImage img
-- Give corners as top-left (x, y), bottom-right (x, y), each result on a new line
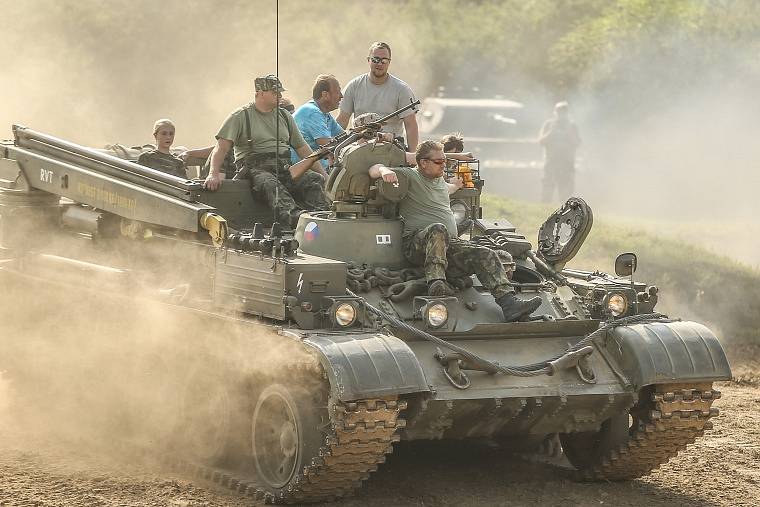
top-left (295, 140), bottom-right (409, 268)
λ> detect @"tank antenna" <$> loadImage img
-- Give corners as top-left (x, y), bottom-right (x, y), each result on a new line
top-left (273, 0), bottom-right (280, 232)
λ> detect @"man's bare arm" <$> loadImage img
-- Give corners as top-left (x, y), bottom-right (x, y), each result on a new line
top-left (446, 176), bottom-right (464, 194)
top-left (203, 138), bottom-right (232, 191)
top-left (368, 163), bottom-right (398, 184)
top-left (445, 152), bottom-right (475, 161)
top-left (290, 144), bottom-right (328, 181)
top-left (403, 114), bottom-right (419, 150)
top-left (179, 145), bottom-right (214, 162)
top-left (336, 110), bottom-right (352, 129)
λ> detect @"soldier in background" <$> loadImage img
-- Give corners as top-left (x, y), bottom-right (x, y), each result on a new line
top-left (137, 119), bottom-right (186, 178)
top-left (368, 140), bottom-right (541, 322)
top-left (538, 101), bottom-right (581, 202)
top-left (203, 74), bottom-right (330, 228)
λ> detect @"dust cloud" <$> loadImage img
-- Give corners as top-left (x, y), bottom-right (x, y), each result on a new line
top-left (0, 225), bottom-right (318, 468)
top-left (0, 0), bottom-right (420, 149)
top-left (573, 40), bottom-right (760, 221)
top-left (5, 0), bottom-right (755, 247)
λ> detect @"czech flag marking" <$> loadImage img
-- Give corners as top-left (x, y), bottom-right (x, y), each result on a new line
top-left (304, 222), bottom-right (319, 241)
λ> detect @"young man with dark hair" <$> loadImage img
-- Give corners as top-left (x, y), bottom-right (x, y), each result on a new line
top-left (440, 132), bottom-right (464, 154)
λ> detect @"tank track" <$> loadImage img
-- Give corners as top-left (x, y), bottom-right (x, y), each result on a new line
top-left (285, 396), bottom-right (407, 503)
top-left (176, 394), bottom-right (406, 504)
top-left (578, 382), bottom-right (720, 480)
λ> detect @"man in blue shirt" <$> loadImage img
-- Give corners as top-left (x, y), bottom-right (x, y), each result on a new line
top-left (291, 74), bottom-right (344, 172)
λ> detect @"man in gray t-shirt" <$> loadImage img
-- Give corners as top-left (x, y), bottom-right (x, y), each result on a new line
top-left (368, 141), bottom-right (541, 322)
top-left (337, 41), bottom-right (419, 150)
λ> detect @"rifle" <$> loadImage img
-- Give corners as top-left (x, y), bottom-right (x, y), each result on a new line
top-left (305, 98), bottom-right (421, 161)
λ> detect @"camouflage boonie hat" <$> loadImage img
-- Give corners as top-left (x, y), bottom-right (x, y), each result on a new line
top-left (255, 74), bottom-right (286, 92)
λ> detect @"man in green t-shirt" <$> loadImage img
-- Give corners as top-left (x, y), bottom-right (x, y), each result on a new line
top-left (203, 74), bottom-right (330, 228)
top-left (368, 140), bottom-right (541, 322)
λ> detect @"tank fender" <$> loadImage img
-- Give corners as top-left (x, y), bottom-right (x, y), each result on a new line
top-left (303, 332), bottom-right (429, 401)
top-left (604, 320), bottom-right (732, 388)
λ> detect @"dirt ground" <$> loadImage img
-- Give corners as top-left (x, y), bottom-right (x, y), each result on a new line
top-left (1, 348), bottom-right (758, 507)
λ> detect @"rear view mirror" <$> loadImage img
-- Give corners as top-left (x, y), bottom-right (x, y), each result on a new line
top-left (615, 253), bottom-right (637, 277)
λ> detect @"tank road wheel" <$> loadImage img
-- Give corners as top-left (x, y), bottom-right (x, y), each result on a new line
top-left (560, 383), bottom-right (721, 480)
top-left (560, 413), bottom-right (631, 469)
top-left (250, 367), bottom-right (407, 504)
top-left (252, 384), bottom-right (324, 493)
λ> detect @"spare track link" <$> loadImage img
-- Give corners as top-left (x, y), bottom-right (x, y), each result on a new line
top-left (579, 382), bottom-right (720, 480)
top-left (176, 361), bottom-right (407, 504)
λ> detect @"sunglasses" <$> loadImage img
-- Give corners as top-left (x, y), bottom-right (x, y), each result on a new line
top-left (422, 158), bottom-right (446, 166)
top-left (368, 56), bottom-right (391, 65)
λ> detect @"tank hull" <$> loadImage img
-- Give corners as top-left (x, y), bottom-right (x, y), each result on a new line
top-left (0, 128), bottom-right (734, 503)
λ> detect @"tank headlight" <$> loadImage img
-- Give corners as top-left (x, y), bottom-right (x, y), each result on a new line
top-left (450, 201), bottom-right (468, 225)
top-left (425, 302), bottom-right (449, 328)
top-left (607, 294), bottom-right (628, 317)
top-left (334, 302), bottom-right (357, 327)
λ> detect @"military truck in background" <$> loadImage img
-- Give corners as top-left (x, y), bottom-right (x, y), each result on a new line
top-left (418, 96), bottom-right (543, 168)
top-left (0, 121), bottom-right (731, 504)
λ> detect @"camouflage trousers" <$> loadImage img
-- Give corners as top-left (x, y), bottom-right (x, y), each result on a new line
top-left (249, 165), bottom-right (330, 227)
top-left (402, 223), bottom-right (512, 299)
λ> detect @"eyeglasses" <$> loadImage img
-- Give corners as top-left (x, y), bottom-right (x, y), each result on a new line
top-left (422, 158), bottom-right (446, 166)
top-left (368, 56), bottom-right (391, 65)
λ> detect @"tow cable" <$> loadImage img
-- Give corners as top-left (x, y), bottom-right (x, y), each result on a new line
top-left (347, 289), bottom-right (669, 388)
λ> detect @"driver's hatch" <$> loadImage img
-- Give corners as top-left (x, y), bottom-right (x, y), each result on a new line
top-left (537, 197), bottom-right (593, 268)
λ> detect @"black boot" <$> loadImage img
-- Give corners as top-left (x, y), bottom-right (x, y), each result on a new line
top-left (428, 279), bottom-right (456, 297)
top-left (497, 293), bottom-right (542, 322)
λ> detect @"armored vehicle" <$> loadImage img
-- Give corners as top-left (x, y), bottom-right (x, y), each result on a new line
top-left (0, 123), bottom-right (731, 504)
top-left (419, 96), bottom-right (542, 166)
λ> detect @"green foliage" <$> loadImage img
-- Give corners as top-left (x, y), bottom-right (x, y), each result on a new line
top-left (403, 0), bottom-right (760, 100)
top-left (482, 194), bottom-right (760, 343)
top-left (406, 0), bottom-right (610, 94)
top-left (548, 0), bottom-right (760, 99)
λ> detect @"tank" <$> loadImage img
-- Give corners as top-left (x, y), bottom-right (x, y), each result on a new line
top-left (0, 124), bottom-right (732, 503)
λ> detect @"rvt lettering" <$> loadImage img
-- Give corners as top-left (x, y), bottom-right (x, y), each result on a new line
top-left (40, 168), bottom-right (54, 183)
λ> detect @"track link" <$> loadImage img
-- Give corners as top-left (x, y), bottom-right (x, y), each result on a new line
top-left (176, 395), bottom-right (406, 504)
top-left (579, 382), bottom-right (720, 480)
top-left (283, 397), bottom-right (407, 503)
